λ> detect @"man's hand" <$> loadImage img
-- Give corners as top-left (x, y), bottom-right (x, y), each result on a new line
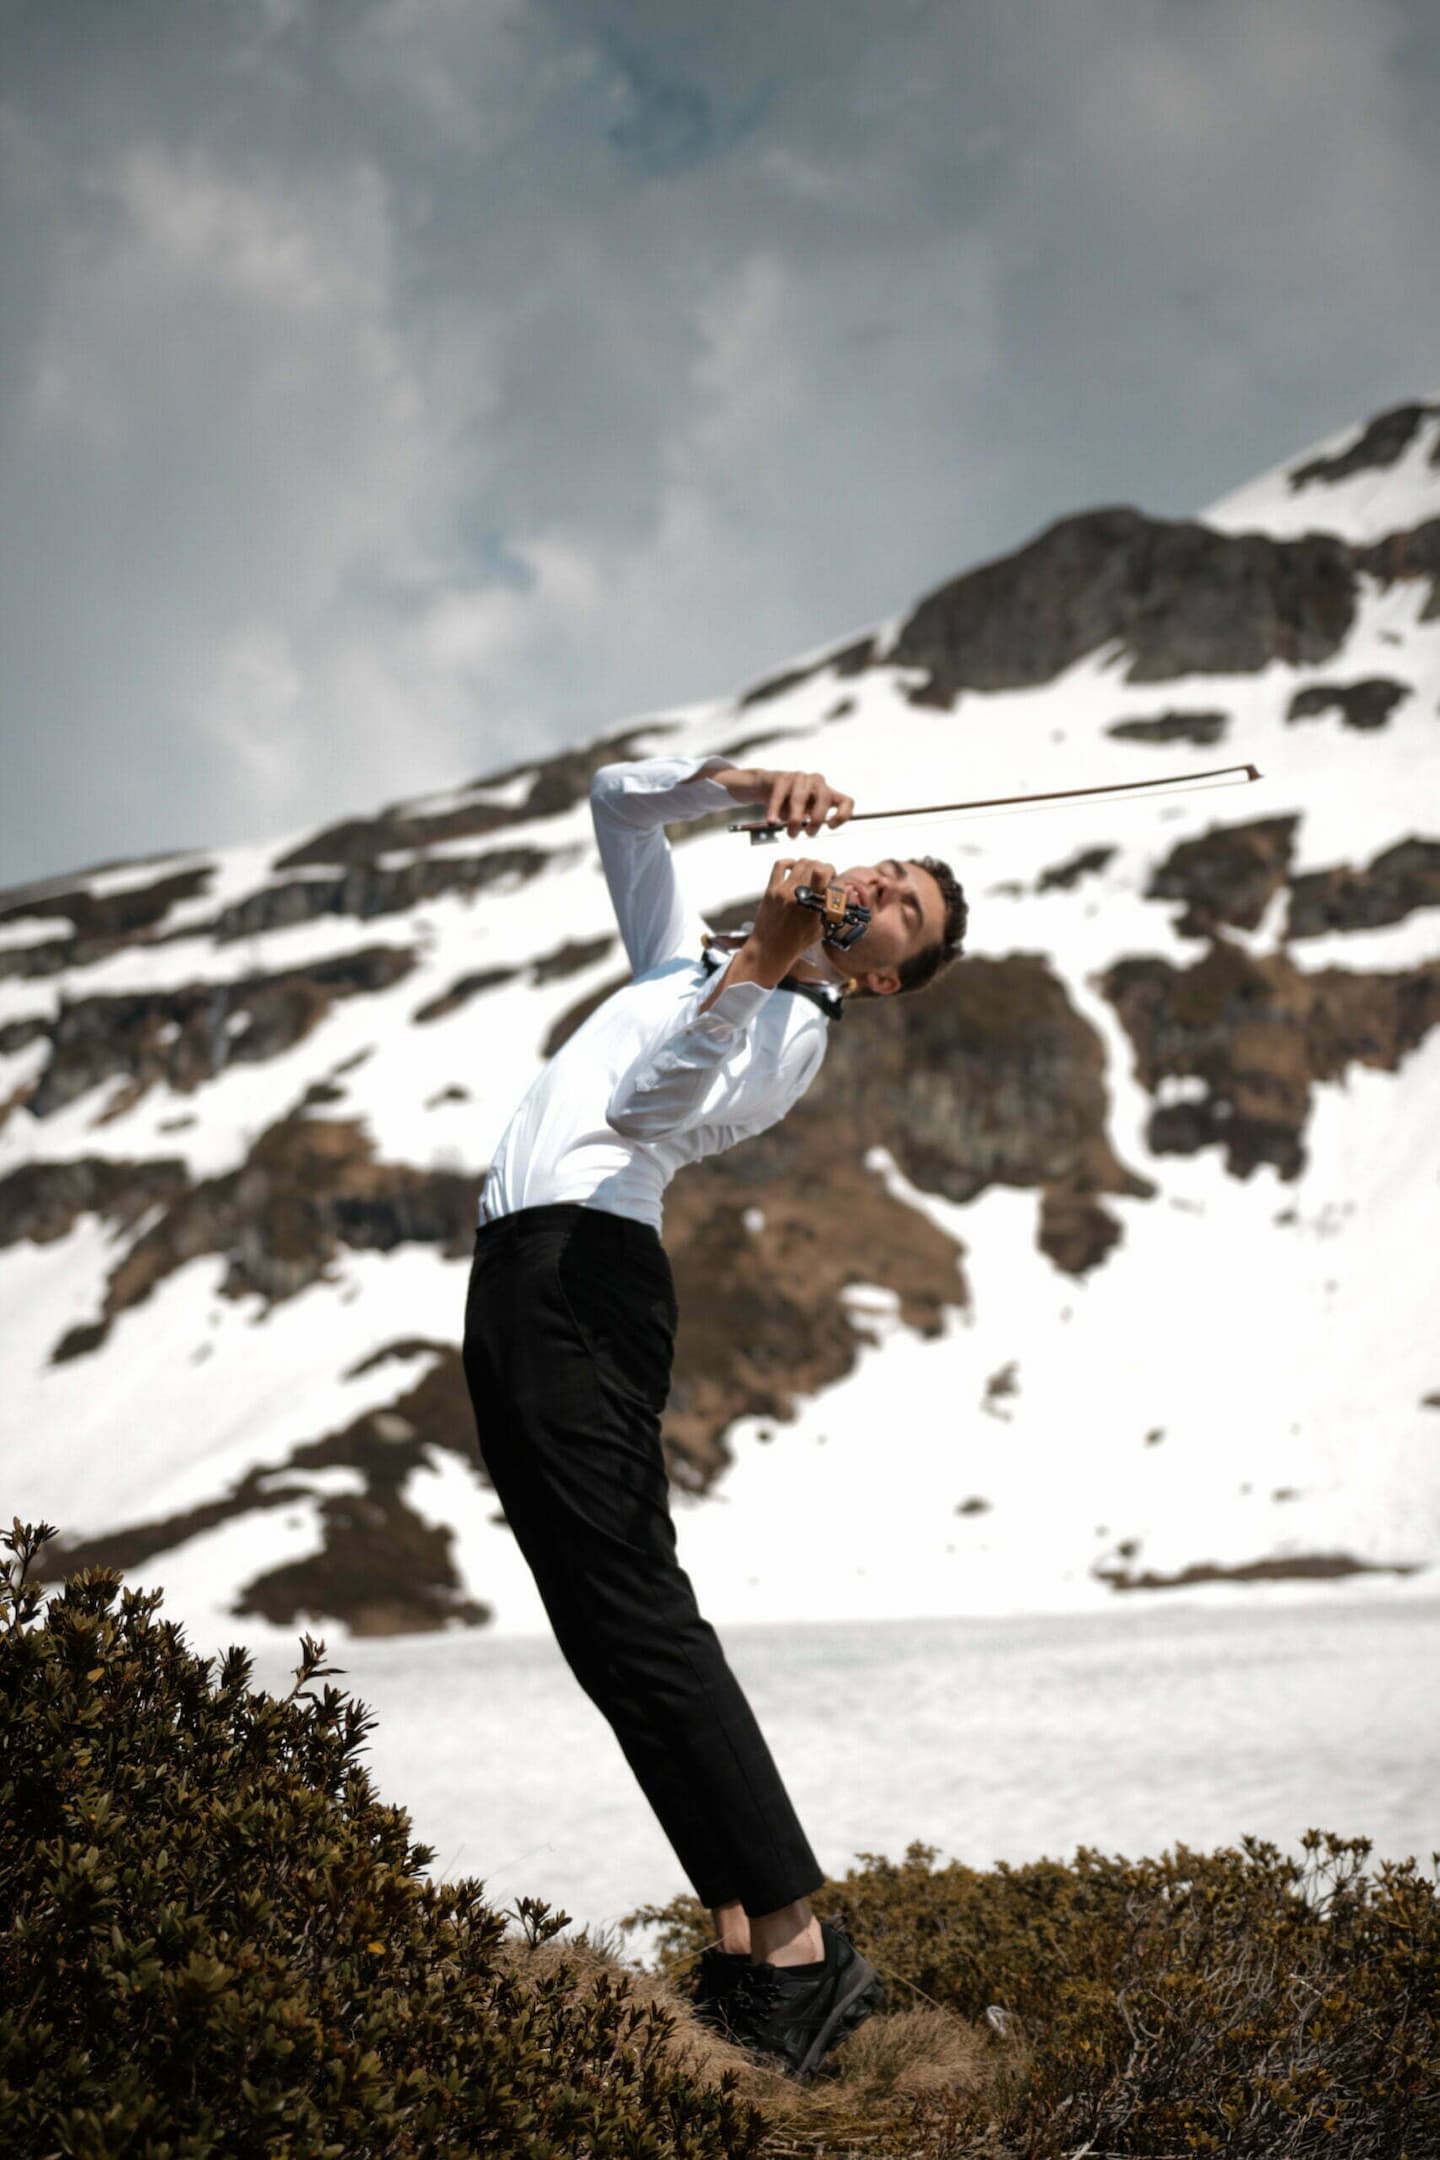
top-left (708, 764), bottom-right (855, 838)
top-left (700, 858), bottom-right (847, 1014)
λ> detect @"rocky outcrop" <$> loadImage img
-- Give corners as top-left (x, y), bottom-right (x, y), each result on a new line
top-left (0, 1156), bottom-right (189, 1248)
top-left (736, 637), bottom-right (876, 710)
top-left (1102, 941), bottom-right (1440, 1179)
top-left (1037, 845), bottom-right (1116, 893)
top-left (0, 863), bottom-right (213, 943)
top-left (1095, 1551), bottom-right (1419, 1592)
top-left (0, 864), bottom-right (220, 982)
top-left (36, 1337), bottom-right (491, 1636)
top-left (1105, 710), bottom-right (1229, 746)
top-left (1288, 401), bottom-right (1439, 490)
top-left (889, 509), bottom-right (1360, 703)
top-left (413, 966), bottom-right (519, 1024)
top-left (49, 1111), bottom-right (477, 1363)
top-left (1286, 678), bottom-right (1409, 731)
top-left (1287, 838), bottom-right (1440, 938)
top-left (1358, 518), bottom-right (1440, 616)
top-left (275, 726), bottom-right (664, 870)
top-left (22, 945), bottom-right (417, 1122)
top-left (207, 843), bottom-right (559, 943)
top-left (1146, 816), bottom-right (1299, 936)
top-left (661, 1153), bottom-right (967, 1486)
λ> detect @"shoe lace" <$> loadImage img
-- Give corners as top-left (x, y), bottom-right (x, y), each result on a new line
top-left (728, 1960), bottom-right (783, 2018)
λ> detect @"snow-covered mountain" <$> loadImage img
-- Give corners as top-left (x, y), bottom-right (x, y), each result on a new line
top-left (4, 400), bottom-right (1437, 1646)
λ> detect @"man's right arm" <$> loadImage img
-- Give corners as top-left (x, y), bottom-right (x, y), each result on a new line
top-left (697, 853), bottom-right (844, 1013)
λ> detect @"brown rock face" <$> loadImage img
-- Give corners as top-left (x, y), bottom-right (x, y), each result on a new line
top-left (37, 1338), bottom-right (491, 1636)
top-left (0, 1156), bottom-right (189, 1249)
top-left (1288, 400), bottom-right (1439, 489)
top-left (1286, 678), bottom-right (1409, 731)
top-left (1287, 838), bottom-right (1440, 938)
top-left (0, 863), bottom-right (214, 953)
top-left (1102, 941), bottom-right (1440, 1179)
top-left (273, 726), bottom-right (665, 869)
top-left (1105, 710), bottom-right (1229, 746)
top-left (21, 946), bottom-right (417, 1122)
top-left (1146, 817), bottom-right (1300, 937)
top-left (661, 1152), bottom-right (967, 1487)
top-left (208, 842), bottom-right (559, 942)
top-left (48, 1111), bottom-right (477, 1363)
top-left (889, 508), bottom-right (1358, 704)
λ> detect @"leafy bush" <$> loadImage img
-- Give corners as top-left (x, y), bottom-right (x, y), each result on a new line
top-left (631, 1833), bottom-right (1440, 2157)
top-left (9, 1510), bottom-right (1435, 2160)
top-left (0, 1519), bottom-right (764, 2159)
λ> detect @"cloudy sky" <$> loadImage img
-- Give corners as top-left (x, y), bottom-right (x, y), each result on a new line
top-left (3, 0), bottom-right (1437, 887)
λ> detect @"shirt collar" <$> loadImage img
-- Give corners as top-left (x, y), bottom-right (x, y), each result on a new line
top-left (700, 938), bottom-right (845, 1022)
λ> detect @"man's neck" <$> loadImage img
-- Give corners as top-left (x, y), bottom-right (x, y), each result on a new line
top-left (788, 943), bottom-right (848, 987)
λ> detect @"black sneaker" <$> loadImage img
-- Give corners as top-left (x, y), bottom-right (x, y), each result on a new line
top-left (689, 1945), bottom-right (752, 2034)
top-left (721, 1919), bottom-right (885, 2081)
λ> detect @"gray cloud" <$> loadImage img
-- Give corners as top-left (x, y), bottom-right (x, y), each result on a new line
top-left (2, 0), bottom-right (1437, 884)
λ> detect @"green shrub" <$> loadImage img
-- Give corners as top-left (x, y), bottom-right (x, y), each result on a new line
top-left (0, 1520), bottom-right (764, 2160)
top-left (631, 1833), bottom-right (1439, 2157)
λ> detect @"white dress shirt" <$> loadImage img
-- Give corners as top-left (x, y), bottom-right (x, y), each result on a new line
top-left (478, 754), bottom-right (832, 1234)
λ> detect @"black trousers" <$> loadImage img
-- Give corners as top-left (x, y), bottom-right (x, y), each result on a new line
top-left (461, 1201), bottom-right (825, 1917)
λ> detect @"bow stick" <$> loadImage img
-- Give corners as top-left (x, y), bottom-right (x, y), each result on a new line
top-left (729, 761), bottom-right (1262, 841)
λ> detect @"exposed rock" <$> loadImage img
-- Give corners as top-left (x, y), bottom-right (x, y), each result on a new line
top-left (955, 1496), bottom-right (991, 1515)
top-left (737, 637), bottom-right (876, 709)
top-left (413, 966), bottom-right (519, 1024)
top-left (26, 945), bottom-right (417, 1120)
top-left (208, 843), bottom-right (557, 942)
top-left (275, 726), bottom-right (664, 870)
top-left (660, 1153), bottom-right (968, 1485)
top-left (0, 863), bottom-right (213, 941)
top-left (0, 870), bottom-right (225, 982)
top-left (1102, 940), bottom-right (1440, 1179)
top-left (1288, 401), bottom-right (1438, 490)
top-left (1359, 517), bottom-right (1440, 617)
top-left (1037, 845), bottom-right (1116, 893)
top-left (530, 933), bottom-right (617, 985)
top-left (1038, 1187), bottom-right (1123, 1274)
top-left (0, 939), bottom-right (72, 983)
top-left (1146, 816), bottom-right (1299, 937)
top-left (888, 508), bottom-right (1359, 704)
top-left (37, 1340), bottom-right (492, 1636)
top-left (49, 1111), bottom-right (477, 1362)
top-left (0, 1014), bottom-right (50, 1055)
top-left (982, 1362), bottom-right (1019, 1419)
top-left (1096, 1550), bottom-right (1419, 1592)
top-left (1105, 710), bottom-right (1228, 746)
top-left (1287, 678), bottom-right (1409, 731)
top-left (0, 1156), bottom-right (189, 1248)
top-left (832, 952), bottom-right (1150, 1211)
top-left (1287, 838), bottom-right (1440, 938)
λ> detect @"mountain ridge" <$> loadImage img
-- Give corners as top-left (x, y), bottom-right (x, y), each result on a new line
top-left (3, 398), bottom-right (1437, 1642)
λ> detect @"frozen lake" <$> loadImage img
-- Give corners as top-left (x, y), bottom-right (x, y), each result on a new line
top-left (245, 1589), bottom-right (1440, 1957)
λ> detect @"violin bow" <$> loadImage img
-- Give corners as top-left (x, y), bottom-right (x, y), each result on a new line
top-left (728, 762), bottom-right (1262, 841)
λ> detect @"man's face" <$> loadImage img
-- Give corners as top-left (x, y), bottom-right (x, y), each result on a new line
top-left (832, 857), bottom-right (948, 993)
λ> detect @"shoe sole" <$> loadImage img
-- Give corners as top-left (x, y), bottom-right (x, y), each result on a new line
top-left (792, 1957), bottom-right (886, 2082)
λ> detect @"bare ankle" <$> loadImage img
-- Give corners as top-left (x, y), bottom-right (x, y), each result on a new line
top-left (749, 1900), bottom-right (823, 1967)
top-left (711, 1900), bottom-right (751, 1957)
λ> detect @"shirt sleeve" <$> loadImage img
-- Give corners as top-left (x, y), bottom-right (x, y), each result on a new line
top-left (606, 975), bottom-right (827, 1142)
top-left (590, 752), bottom-right (738, 977)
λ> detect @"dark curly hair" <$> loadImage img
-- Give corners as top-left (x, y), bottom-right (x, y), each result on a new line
top-left (854, 853), bottom-right (968, 998)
